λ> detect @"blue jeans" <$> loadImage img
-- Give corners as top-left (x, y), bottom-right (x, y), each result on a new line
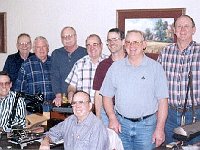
top-left (117, 113), bottom-right (156, 150)
top-left (165, 107), bottom-right (200, 144)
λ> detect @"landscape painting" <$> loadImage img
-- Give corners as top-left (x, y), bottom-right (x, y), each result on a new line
top-left (117, 8), bottom-right (186, 55)
top-left (125, 18), bottom-right (174, 53)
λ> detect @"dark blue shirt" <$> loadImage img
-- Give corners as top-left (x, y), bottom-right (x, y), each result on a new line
top-left (3, 51), bottom-right (34, 90)
top-left (51, 46), bottom-right (87, 94)
top-left (14, 55), bottom-right (55, 102)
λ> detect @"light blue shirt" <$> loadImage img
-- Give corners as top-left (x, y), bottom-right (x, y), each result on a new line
top-left (100, 55), bottom-right (169, 118)
top-left (46, 112), bottom-right (109, 150)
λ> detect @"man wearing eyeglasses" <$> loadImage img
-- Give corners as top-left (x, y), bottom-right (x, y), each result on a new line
top-left (0, 71), bottom-right (26, 132)
top-left (15, 36), bottom-right (55, 112)
top-left (51, 27), bottom-right (87, 107)
top-left (39, 91), bottom-right (109, 150)
top-left (100, 30), bottom-right (169, 150)
top-left (3, 33), bottom-right (34, 90)
top-left (93, 28), bottom-right (126, 126)
top-left (65, 34), bottom-right (107, 106)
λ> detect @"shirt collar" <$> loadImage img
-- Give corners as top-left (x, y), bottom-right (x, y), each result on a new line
top-left (125, 53), bottom-right (148, 67)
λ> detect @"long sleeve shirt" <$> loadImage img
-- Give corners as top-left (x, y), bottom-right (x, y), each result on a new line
top-left (51, 46), bottom-right (87, 94)
top-left (46, 112), bottom-right (109, 150)
top-left (3, 51), bottom-right (34, 90)
top-left (0, 91), bottom-right (26, 131)
top-left (14, 55), bottom-right (55, 102)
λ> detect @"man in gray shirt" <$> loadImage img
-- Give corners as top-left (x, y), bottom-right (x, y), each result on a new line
top-left (39, 91), bottom-right (109, 150)
top-left (100, 30), bottom-right (168, 150)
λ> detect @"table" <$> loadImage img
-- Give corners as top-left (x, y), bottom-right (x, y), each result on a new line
top-left (0, 131), bottom-right (64, 150)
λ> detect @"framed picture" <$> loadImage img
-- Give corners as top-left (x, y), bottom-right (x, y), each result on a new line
top-left (117, 8), bottom-right (185, 56)
top-left (0, 12), bottom-right (6, 53)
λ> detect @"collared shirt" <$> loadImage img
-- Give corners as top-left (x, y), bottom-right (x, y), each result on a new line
top-left (3, 51), bottom-right (34, 90)
top-left (14, 55), bottom-right (55, 102)
top-left (100, 56), bottom-right (169, 118)
top-left (65, 54), bottom-right (108, 103)
top-left (46, 112), bottom-right (109, 150)
top-left (157, 41), bottom-right (200, 107)
top-left (0, 91), bottom-right (26, 131)
top-left (51, 46), bottom-right (87, 94)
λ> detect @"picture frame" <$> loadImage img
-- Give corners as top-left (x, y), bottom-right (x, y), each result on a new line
top-left (117, 8), bottom-right (186, 58)
top-left (0, 12), bottom-right (6, 53)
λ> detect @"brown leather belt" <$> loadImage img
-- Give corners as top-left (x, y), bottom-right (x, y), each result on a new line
top-left (116, 111), bottom-right (155, 122)
top-left (169, 105), bottom-right (200, 113)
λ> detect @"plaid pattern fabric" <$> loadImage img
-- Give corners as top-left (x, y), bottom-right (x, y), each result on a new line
top-left (66, 54), bottom-right (107, 103)
top-left (158, 41), bottom-right (200, 107)
top-left (15, 55), bottom-right (55, 101)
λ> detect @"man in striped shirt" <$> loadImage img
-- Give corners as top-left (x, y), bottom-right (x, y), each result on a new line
top-left (0, 71), bottom-right (26, 132)
top-left (158, 15), bottom-right (200, 144)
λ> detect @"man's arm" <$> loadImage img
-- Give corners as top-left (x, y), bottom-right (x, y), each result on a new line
top-left (103, 96), bottom-right (121, 134)
top-left (152, 98), bottom-right (168, 147)
top-left (14, 66), bottom-right (26, 92)
top-left (94, 91), bottom-right (102, 119)
top-left (67, 84), bottom-right (77, 103)
top-left (50, 51), bottom-right (62, 95)
top-left (15, 97), bottom-right (26, 128)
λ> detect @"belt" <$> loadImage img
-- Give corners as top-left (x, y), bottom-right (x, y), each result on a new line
top-left (169, 105), bottom-right (200, 113)
top-left (116, 111), bottom-right (155, 122)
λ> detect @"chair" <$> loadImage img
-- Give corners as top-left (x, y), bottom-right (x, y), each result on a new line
top-left (107, 128), bottom-right (124, 150)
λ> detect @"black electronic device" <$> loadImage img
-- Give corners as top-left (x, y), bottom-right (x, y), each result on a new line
top-left (7, 125), bottom-right (44, 149)
top-left (17, 92), bottom-right (44, 114)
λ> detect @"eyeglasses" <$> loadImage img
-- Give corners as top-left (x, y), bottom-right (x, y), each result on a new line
top-left (18, 42), bottom-right (31, 46)
top-left (125, 41), bottom-right (143, 46)
top-left (61, 34), bottom-right (75, 40)
top-left (71, 100), bottom-right (89, 106)
top-left (0, 82), bottom-right (11, 87)
top-left (86, 43), bottom-right (101, 48)
top-left (106, 37), bottom-right (121, 44)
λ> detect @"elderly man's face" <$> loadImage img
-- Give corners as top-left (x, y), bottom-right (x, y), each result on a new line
top-left (174, 16), bottom-right (196, 42)
top-left (17, 35), bottom-right (32, 56)
top-left (0, 75), bottom-right (12, 98)
top-left (61, 28), bottom-right (77, 49)
top-left (86, 36), bottom-right (102, 61)
top-left (33, 39), bottom-right (49, 62)
top-left (71, 92), bottom-right (92, 122)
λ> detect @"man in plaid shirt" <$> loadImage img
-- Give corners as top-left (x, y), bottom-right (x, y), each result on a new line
top-left (158, 15), bottom-right (200, 144)
top-left (66, 34), bottom-right (107, 105)
top-left (15, 36), bottom-right (55, 112)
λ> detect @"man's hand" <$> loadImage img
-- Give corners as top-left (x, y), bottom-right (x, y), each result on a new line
top-left (52, 93), bottom-right (62, 107)
top-left (39, 137), bottom-right (51, 150)
top-left (109, 115), bottom-right (121, 134)
top-left (152, 128), bottom-right (165, 147)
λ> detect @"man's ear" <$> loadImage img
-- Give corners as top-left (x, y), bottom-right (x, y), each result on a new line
top-left (89, 102), bottom-right (93, 110)
top-left (192, 26), bottom-right (196, 35)
top-left (10, 82), bottom-right (12, 89)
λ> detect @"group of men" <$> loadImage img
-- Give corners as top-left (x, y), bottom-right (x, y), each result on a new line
top-left (0, 14), bottom-right (200, 150)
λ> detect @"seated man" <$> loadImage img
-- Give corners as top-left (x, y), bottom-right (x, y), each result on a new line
top-left (0, 71), bottom-right (26, 132)
top-left (39, 91), bottom-right (109, 150)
